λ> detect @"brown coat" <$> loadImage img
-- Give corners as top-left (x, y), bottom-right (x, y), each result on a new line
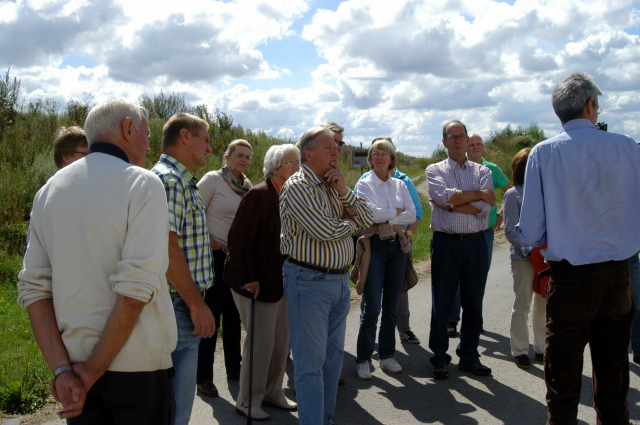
top-left (223, 179), bottom-right (286, 303)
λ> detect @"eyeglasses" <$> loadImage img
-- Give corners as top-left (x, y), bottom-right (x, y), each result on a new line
top-left (334, 139), bottom-right (345, 147)
top-left (371, 151), bottom-right (390, 158)
top-left (446, 134), bottom-right (467, 142)
top-left (74, 151), bottom-right (89, 156)
top-left (281, 159), bottom-right (301, 167)
top-left (233, 153), bottom-right (251, 161)
top-left (591, 99), bottom-right (603, 115)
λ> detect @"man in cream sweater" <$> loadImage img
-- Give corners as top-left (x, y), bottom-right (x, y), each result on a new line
top-left (18, 99), bottom-right (178, 424)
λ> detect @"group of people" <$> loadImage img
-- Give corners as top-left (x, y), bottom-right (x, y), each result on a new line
top-left (15, 70), bottom-right (639, 425)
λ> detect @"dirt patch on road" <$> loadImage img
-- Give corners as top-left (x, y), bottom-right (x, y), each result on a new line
top-left (0, 399), bottom-right (61, 425)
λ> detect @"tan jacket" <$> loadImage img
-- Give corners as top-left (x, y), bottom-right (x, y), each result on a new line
top-left (349, 223), bottom-right (418, 295)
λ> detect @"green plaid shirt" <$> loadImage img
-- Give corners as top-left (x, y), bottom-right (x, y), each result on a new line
top-left (152, 154), bottom-right (213, 292)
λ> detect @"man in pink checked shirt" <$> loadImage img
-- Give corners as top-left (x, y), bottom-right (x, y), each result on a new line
top-left (426, 119), bottom-right (495, 380)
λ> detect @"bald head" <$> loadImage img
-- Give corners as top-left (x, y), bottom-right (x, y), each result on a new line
top-left (467, 134), bottom-right (484, 164)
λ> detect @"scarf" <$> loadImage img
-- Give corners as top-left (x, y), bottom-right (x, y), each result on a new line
top-left (219, 166), bottom-right (252, 196)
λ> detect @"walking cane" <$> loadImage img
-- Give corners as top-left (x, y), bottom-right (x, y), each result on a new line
top-left (247, 295), bottom-right (256, 425)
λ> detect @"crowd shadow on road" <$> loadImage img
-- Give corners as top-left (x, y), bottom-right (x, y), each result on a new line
top-left (333, 340), bottom-right (557, 425)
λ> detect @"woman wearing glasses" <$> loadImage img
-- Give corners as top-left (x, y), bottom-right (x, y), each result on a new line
top-left (195, 139), bottom-right (253, 397)
top-left (353, 139), bottom-right (416, 380)
top-left (224, 144), bottom-right (300, 420)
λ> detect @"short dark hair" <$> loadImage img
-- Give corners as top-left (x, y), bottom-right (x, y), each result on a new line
top-left (442, 120), bottom-right (468, 140)
top-left (161, 113), bottom-right (209, 152)
top-left (53, 126), bottom-right (88, 169)
top-left (511, 148), bottom-right (531, 187)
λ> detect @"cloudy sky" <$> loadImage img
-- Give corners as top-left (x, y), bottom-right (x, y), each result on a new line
top-left (1, 0), bottom-right (639, 156)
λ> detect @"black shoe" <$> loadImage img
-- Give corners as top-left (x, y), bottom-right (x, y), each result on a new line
top-left (399, 330), bottom-right (421, 344)
top-left (634, 356), bottom-right (640, 365)
top-left (447, 322), bottom-right (460, 338)
top-left (447, 323), bottom-right (459, 338)
top-left (432, 363), bottom-right (449, 380)
top-left (458, 359), bottom-right (492, 376)
top-left (514, 354), bottom-right (531, 369)
top-left (197, 381), bottom-right (219, 397)
top-left (535, 353), bottom-right (544, 362)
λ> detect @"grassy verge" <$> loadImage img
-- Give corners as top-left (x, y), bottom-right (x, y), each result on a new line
top-left (0, 251), bottom-right (51, 414)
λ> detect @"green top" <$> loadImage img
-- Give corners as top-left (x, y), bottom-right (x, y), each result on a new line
top-left (482, 157), bottom-right (510, 229)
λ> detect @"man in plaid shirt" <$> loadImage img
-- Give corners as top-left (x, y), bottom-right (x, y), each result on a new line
top-left (151, 113), bottom-right (215, 425)
top-left (426, 120), bottom-right (495, 380)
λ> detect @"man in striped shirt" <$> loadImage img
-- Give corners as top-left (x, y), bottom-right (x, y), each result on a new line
top-left (427, 120), bottom-right (495, 380)
top-left (280, 126), bottom-right (373, 425)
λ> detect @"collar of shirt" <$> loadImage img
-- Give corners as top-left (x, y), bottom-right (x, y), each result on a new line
top-left (158, 154), bottom-right (197, 186)
top-left (301, 164), bottom-right (328, 187)
top-left (560, 118), bottom-right (596, 133)
top-left (371, 170), bottom-right (394, 187)
top-left (89, 142), bottom-right (130, 163)
top-left (446, 156), bottom-right (469, 170)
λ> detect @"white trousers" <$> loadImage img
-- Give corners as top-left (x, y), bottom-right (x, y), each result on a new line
top-left (509, 258), bottom-right (545, 357)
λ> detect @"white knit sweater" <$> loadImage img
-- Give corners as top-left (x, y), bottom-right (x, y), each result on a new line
top-left (18, 152), bottom-right (177, 372)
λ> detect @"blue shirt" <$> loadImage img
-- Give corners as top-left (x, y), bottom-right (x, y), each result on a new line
top-left (355, 168), bottom-right (423, 222)
top-left (515, 118), bottom-right (640, 265)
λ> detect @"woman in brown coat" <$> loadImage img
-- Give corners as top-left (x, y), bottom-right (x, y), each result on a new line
top-left (224, 143), bottom-right (300, 421)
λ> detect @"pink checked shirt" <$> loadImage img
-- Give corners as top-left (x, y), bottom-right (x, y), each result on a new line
top-left (426, 157), bottom-right (493, 234)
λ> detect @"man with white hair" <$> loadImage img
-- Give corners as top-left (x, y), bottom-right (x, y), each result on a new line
top-left (280, 126), bottom-right (372, 425)
top-left (517, 72), bottom-right (639, 425)
top-left (18, 99), bottom-right (177, 424)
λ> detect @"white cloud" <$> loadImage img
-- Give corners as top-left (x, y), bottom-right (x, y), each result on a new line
top-left (3, 0), bottom-right (640, 157)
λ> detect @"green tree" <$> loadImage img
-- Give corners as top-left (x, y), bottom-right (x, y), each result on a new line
top-left (0, 69), bottom-right (21, 144)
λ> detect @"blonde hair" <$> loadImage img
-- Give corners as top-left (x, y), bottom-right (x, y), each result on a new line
top-left (223, 139), bottom-right (252, 165)
top-left (367, 140), bottom-right (397, 171)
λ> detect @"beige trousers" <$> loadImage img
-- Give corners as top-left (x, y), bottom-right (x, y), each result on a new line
top-left (232, 291), bottom-right (290, 407)
top-left (510, 258), bottom-right (546, 357)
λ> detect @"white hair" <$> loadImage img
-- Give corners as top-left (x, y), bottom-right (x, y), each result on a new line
top-left (263, 144), bottom-right (300, 179)
top-left (297, 126), bottom-right (333, 163)
top-left (84, 98), bottom-right (148, 146)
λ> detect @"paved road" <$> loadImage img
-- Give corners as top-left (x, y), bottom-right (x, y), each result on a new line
top-left (38, 242), bottom-right (640, 424)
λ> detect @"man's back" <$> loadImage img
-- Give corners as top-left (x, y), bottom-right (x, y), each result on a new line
top-left (19, 152), bottom-right (176, 371)
top-left (518, 118), bottom-right (640, 265)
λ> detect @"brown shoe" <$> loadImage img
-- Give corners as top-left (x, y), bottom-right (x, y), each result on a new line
top-left (197, 381), bottom-right (219, 397)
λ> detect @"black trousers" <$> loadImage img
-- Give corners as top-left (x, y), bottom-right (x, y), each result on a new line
top-left (196, 248), bottom-right (242, 383)
top-left (68, 369), bottom-right (175, 425)
top-left (546, 259), bottom-right (633, 425)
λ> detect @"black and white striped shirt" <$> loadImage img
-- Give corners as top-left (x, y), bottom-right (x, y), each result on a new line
top-left (280, 165), bottom-right (373, 269)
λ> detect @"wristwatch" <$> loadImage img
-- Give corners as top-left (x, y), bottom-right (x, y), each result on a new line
top-left (498, 211), bottom-right (504, 219)
top-left (54, 365), bottom-right (73, 379)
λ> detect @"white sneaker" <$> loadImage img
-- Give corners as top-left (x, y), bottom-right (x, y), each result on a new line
top-left (356, 362), bottom-right (372, 380)
top-left (380, 358), bottom-right (402, 373)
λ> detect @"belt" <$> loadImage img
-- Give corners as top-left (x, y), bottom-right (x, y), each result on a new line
top-left (434, 231), bottom-right (484, 241)
top-left (287, 257), bottom-right (350, 275)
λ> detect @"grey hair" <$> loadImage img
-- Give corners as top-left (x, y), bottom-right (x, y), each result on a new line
top-left (321, 121), bottom-right (344, 134)
top-left (84, 98), bottom-right (148, 146)
top-left (442, 120), bottom-right (467, 140)
top-left (552, 72), bottom-right (602, 124)
top-left (263, 144), bottom-right (301, 179)
top-left (297, 126), bottom-right (334, 163)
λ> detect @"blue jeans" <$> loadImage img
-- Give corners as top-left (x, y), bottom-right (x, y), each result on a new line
top-left (283, 260), bottom-right (351, 425)
top-left (357, 236), bottom-right (408, 363)
top-left (629, 254), bottom-right (640, 358)
top-left (429, 232), bottom-right (489, 366)
top-left (449, 229), bottom-right (494, 324)
top-left (171, 294), bottom-right (201, 425)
